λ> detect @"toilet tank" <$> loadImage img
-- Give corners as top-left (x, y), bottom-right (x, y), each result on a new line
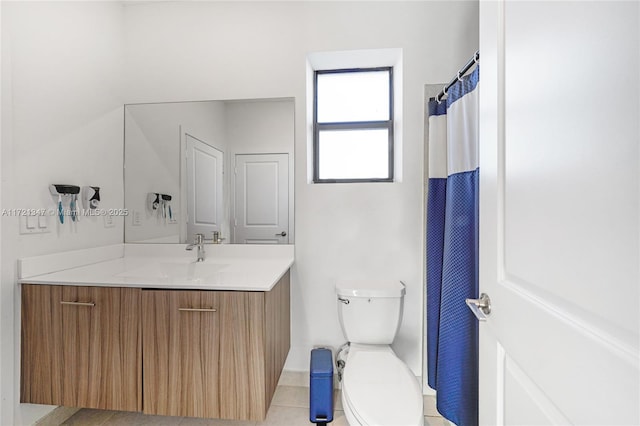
top-left (336, 280), bottom-right (406, 345)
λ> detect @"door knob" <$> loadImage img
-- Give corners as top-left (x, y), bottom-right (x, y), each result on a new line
top-left (276, 231), bottom-right (287, 237)
top-left (465, 293), bottom-right (491, 321)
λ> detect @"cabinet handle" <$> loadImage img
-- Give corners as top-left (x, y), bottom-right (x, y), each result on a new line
top-left (178, 307), bottom-right (217, 313)
top-left (60, 301), bottom-right (95, 307)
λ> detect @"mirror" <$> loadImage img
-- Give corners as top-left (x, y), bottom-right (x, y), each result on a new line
top-left (124, 98), bottom-right (294, 244)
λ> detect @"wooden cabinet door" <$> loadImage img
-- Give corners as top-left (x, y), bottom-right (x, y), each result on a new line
top-left (20, 285), bottom-right (141, 411)
top-left (217, 272), bottom-right (290, 421)
top-left (218, 290), bottom-right (267, 420)
top-left (142, 290), bottom-right (220, 418)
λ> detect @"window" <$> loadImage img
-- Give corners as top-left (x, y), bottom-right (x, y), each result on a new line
top-left (313, 67), bottom-right (394, 183)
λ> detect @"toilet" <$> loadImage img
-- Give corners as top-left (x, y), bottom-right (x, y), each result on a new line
top-left (336, 280), bottom-right (424, 426)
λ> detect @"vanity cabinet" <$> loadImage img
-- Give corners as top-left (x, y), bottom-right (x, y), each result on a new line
top-left (142, 270), bottom-right (290, 421)
top-left (21, 270), bottom-right (290, 421)
top-left (20, 285), bottom-right (141, 411)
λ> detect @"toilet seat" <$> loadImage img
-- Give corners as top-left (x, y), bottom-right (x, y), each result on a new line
top-left (342, 345), bottom-right (424, 426)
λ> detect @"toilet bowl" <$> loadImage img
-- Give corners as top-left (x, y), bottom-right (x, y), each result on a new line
top-left (336, 280), bottom-right (424, 426)
top-left (341, 344), bottom-right (424, 426)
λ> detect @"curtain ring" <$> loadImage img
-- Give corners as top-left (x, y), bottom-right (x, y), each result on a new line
top-left (435, 94), bottom-right (441, 104)
top-left (457, 71), bottom-right (463, 82)
top-left (474, 51), bottom-right (479, 64)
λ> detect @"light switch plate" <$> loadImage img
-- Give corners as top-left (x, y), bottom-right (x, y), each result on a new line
top-left (104, 214), bottom-right (115, 228)
top-left (132, 210), bottom-right (141, 226)
top-left (19, 214), bottom-right (50, 234)
top-left (38, 215), bottom-right (48, 228)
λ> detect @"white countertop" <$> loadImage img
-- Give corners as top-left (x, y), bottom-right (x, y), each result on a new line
top-left (19, 244), bottom-right (294, 292)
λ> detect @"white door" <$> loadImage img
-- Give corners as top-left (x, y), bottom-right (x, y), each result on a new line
top-left (233, 154), bottom-right (288, 244)
top-left (185, 134), bottom-right (224, 243)
top-left (478, 2), bottom-right (639, 425)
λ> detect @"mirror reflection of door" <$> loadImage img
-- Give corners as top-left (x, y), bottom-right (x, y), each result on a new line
top-left (185, 133), bottom-right (224, 243)
top-left (124, 98), bottom-right (294, 244)
top-left (233, 154), bottom-right (288, 244)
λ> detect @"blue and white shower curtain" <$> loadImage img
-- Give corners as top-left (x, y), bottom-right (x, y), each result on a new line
top-left (426, 65), bottom-right (479, 426)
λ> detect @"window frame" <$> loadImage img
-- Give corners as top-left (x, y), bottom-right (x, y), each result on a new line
top-left (313, 66), bottom-right (394, 183)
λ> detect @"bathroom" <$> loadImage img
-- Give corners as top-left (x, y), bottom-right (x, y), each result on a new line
top-left (1, 1), bottom-right (638, 426)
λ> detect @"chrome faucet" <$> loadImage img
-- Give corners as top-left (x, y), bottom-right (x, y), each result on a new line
top-left (186, 233), bottom-right (205, 262)
top-left (212, 231), bottom-right (226, 244)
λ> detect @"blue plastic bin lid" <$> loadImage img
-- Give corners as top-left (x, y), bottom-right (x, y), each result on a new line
top-left (310, 348), bottom-right (333, 377)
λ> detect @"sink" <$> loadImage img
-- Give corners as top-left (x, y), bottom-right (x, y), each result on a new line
top-left (115, 261), bottom-right (229, 282)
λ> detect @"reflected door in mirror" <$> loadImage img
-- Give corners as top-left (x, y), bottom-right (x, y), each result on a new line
top-left (185, 134), bottom-right (224, 243)
top-left (233, 154), bottom-right (288, 244)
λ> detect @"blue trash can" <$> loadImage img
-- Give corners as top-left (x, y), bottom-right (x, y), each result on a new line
top-left (309, 348), bottom-right (334, 424)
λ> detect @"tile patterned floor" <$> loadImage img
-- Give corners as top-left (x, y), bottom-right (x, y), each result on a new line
top-left (39, 385), bottom-right (450, 426)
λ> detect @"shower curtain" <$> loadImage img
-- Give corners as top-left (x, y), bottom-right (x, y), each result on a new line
top-left (426, 65), bottom-right (479, 426)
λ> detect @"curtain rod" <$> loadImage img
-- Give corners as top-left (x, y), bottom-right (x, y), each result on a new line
top-left (432, 51), bottom-right (479, 103)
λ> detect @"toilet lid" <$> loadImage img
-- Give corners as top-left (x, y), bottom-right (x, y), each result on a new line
top-left (343, 349), bottom-right (423, 425)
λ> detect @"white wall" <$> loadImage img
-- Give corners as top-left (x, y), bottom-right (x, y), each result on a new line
top-left (225, 99), bottom-right (295, 155)
top-left (122, 1), bottom-right (479, 374)
top-left (0, 2), bottom-right (125, 424)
